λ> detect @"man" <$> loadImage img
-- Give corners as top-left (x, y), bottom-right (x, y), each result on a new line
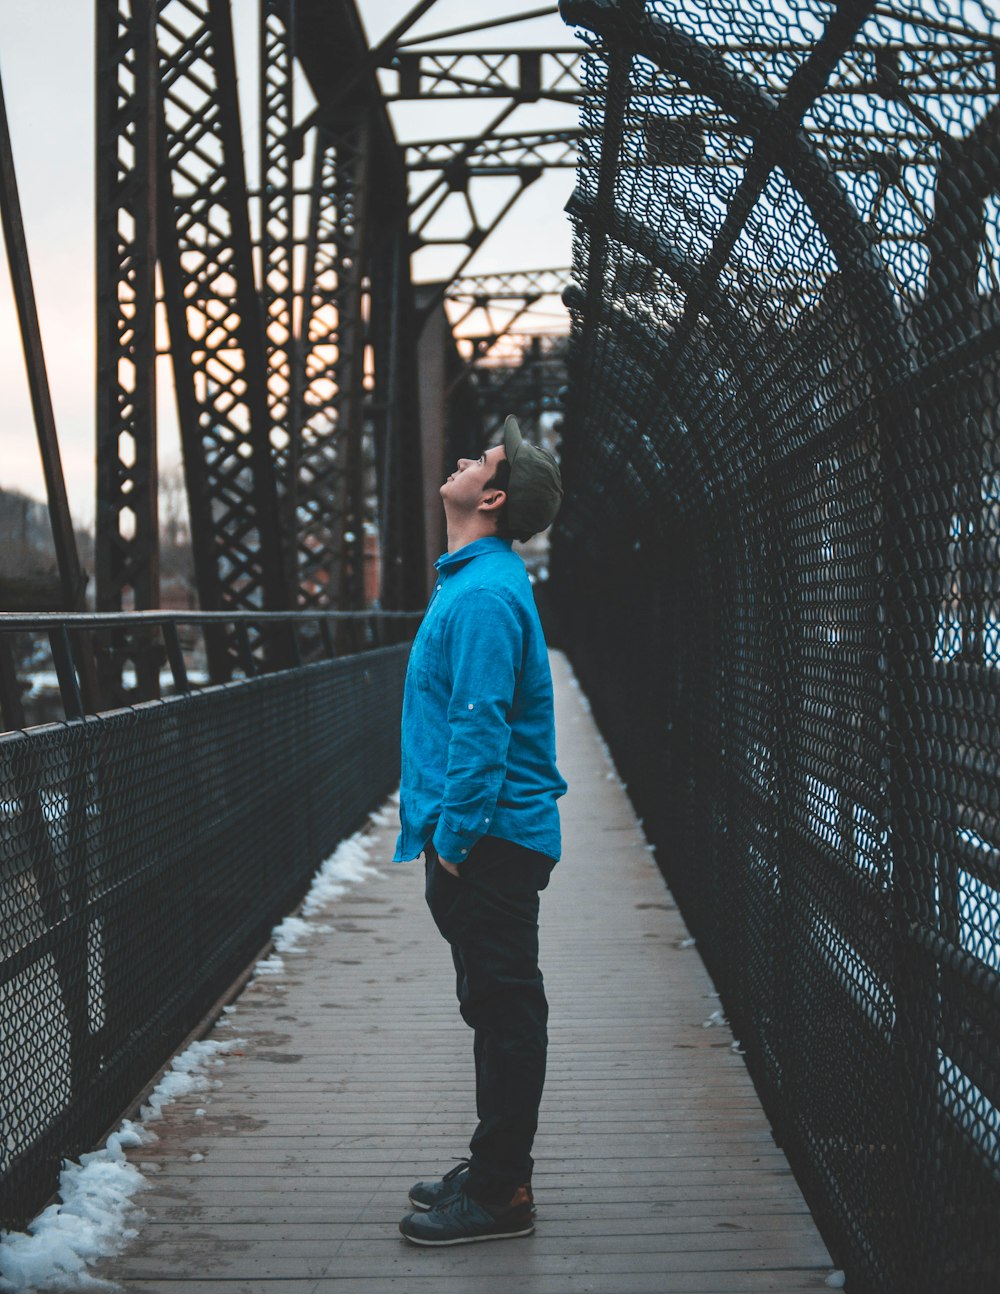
top-left (393, 414), bottom-right (567, 1246)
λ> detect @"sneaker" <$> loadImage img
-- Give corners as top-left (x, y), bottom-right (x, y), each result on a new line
top-left (399, 1185), bottom-right (534, 1246)
top-left (407, 1160), bottom-right (471, 1211)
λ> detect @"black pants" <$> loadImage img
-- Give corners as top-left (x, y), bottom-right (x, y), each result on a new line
top-left (424, 834), bottom-right (555, 1204)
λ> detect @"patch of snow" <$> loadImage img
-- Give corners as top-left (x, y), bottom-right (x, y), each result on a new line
top-left (0, 1038), bottom-right (242, 1293)
top-left (271, 915), bottom-right (311, 954)
top-left (300, 833), bottom-right (380, 917)
top-left (139, 1040), bottom-right (240, 1123)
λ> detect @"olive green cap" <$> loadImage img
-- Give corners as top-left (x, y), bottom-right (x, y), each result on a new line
top-left (502, 415), bottom-right (563, 540)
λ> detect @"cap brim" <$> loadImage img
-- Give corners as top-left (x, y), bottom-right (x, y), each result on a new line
top-left (503, 414), bottom-right (523, 465)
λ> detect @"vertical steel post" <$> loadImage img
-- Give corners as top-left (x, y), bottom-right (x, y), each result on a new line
top-left (260, 0), bottom-right (299, 592)
top-left (95, 0), bottom-right (160, 702)
top-left (332, 115), bottom-right (371, 612)
top-left (295, 116), bottom-right (372, 610)
top-left (156, 0), bottom-right (291, 679)
top-left (369, 218), bottom-right (425, 610)
top-left (0, 70), bottom-right (86, 613)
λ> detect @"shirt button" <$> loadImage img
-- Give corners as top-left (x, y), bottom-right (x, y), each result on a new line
top-left (468, 703), bottom-right (474, 710)
top-left (460, 848), bottom-right (467, 854)
top-left (436, 584), bottom-right (441, 591)
top-left (485, 817), bottom-right (490, 823)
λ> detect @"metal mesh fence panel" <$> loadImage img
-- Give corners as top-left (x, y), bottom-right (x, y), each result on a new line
top-left (0, 644), bottom-right (407, 1230)
top-left (554, 0), bottom-right (1000, 1289)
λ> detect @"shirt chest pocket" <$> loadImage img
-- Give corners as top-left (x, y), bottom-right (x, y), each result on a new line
top-left (415, 621), bottom-right (448, 692)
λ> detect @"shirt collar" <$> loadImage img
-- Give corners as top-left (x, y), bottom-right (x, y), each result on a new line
top-left (434, 535), bottom-right (513, 573)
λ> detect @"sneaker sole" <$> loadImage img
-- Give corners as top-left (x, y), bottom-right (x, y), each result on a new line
top-left (400, 1223), bottom-right (535, 1246)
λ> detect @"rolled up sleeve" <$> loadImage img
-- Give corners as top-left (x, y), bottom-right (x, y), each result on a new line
top-left (431, 588), bottom-right (522, 863)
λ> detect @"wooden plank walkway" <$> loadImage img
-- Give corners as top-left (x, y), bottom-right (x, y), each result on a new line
top-left (95, 651), bottom-right (835, 1293)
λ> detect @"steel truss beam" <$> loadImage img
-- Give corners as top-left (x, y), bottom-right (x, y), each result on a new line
top-left (406, 129), bottom-right (582, 173)
top-left (404, 118), bottom-right (970, 176)
top-left (382, 41), bottom-right (999, 102)
top-left (290, 0), bottom-right (427, 612)
top-left (368, 219), bottom-right (426, 610)
top-left (295, 121), bottom-right (371, 610)
top-left (465, 333), bottom-right (569, 443)
top-left (440, 270), bottom-right (570, 441)
top-left (259, 0), bottom-right (298, 587)
top-left (445, 267), bottom-right (573, 302)
top-left (95, 0), bottom-right (160, 702)
top-left (156, 0), bottom-right (290, 678)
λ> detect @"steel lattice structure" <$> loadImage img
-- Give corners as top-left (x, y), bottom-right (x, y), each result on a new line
top-left (85, 0), bottom-right (580, 696)
top-left (89, 0), bottom-right (430, 690)
top-left (5, 1), bottom-right (584, 699)
top-left (554, 1), bottom-right (1000, 1291)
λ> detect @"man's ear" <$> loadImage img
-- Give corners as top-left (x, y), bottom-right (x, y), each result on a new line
top-left (479, 489), bottom-right (507, 513)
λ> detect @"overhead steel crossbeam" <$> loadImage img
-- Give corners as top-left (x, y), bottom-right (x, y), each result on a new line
top-left (406, 128), bottom-right (582, 173)
top-left (423, 269), bottom-right (570, 424)
top-left (445, 267), bottom-right (574, 300)
top-left (404, 118), bottom-right (952, 175)
top-left (468, 333), bottom-right (569, 437)
top-left (395, 23), bottom-right (1000, 210)
top-left (382, 41), bottom-right (997, 101)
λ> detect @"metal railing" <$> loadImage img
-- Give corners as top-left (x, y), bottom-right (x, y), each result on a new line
top-left (555, 1), bottom-right (1000, 1290)
top-left (0, 611), bottom-right (417, 1229)
top-left (0, 609), bottom-right (421, 731)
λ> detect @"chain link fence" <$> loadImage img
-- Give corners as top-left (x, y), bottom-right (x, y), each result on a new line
top-left (0, 638), bottom-right (408, 1230)
top-left (554, 0), bottom-right (1000, 1289)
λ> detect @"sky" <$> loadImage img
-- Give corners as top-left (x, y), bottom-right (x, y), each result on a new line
top-left (0, 0), bottom-right (581, 528)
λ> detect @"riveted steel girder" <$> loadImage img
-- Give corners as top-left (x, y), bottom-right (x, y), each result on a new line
top-left (383, 41), bottom-right (999, 102)
top-left (95, 0), bottom-right (160, 702)
top-left (156, 0), bottom-right (290, 679)
top-left (260, 0), bottom-right (299, 590)
top-left (294, 120), bottom-right (371, 611)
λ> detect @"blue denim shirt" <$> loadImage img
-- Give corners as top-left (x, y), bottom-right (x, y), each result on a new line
top-left (393, 536), bottom-right (567, 865)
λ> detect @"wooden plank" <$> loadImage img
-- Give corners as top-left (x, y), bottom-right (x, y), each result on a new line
top-left (94, 651), bottom-right (836, 1293)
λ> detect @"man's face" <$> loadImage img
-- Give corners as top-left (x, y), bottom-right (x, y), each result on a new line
top-left (440, 444), bottom-right (506, 514)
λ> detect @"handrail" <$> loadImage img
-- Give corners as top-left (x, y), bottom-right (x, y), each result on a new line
top-left (0, 609), bottom-right (423, 630)
top-left (0, 608), bottom-right (423, 731)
